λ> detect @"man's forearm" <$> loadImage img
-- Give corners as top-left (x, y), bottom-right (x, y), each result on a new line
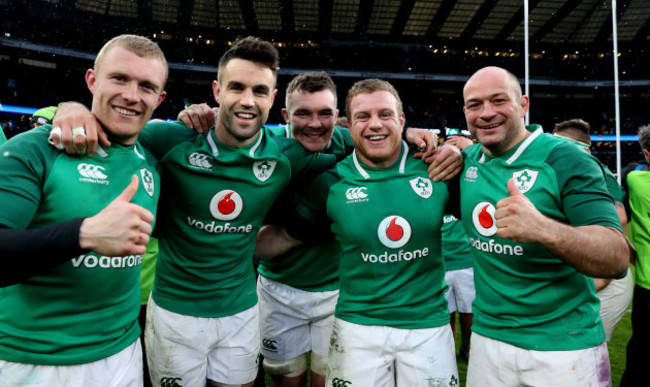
top-left (254, 224), bottom-right (303, 260)
top-left (0, 219), bottom-right (87, 287)
top-left (539, 223), bottom-right (628, 278)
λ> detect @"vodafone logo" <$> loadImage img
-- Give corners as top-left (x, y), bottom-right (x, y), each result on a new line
top-left (377, 216), bottom-right (412, 249)
top-left (472, 202), bottom-right (497, 237)
top-left (209, 190), bottom-right (243, 221)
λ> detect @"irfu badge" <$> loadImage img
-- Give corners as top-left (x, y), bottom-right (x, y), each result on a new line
top-left (512, 169), bottom-right (539, 194)
top-left (140, 168), bottom-right (155, 197)
top-left (253, 160), bottom-right (277, 182)
top-left (409, 176), bottom-right (433, 199)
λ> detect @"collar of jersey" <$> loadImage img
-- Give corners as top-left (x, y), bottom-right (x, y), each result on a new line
top-left (207, 127), bottom-right (265, 158)
top-left (93, 143), bottom-right (145, 160)
top-left (352, 140), bottom-right (408, 179)
top-left (478, 126), bottom-right (544, 165)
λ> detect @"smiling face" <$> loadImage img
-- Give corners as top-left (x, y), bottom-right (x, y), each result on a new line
top-left (86, 46), bottom-right (167, 145)
top-left (213, 58), bottom-right (277, 148)
top-left (348, 90), bottom-right (405, 168)
top-left (463, 67), bottom-right (529, 156)
top-left (283, 89), bottom-right (338, 153)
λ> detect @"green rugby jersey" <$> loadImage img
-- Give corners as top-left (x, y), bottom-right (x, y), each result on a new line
top-left (257, 125), bottom-right (353, 291)
top-left (622, 161), bottom-right (650, 289)
top-left (460, 126), bottom-right (622, 351)
top-left (0, 126), bottom-right (160, 365)
top-left (554, 135), bottom-right (623, 201)
top-left (140, 237), bottom-right (158, 305)
top-left (141, 121), bottom-right (336, 318)
top-left (0, 126), bottom-right (6, 145)
top-left (287, 142), bottom-right (456, 329)
top-left (441, 215), bottom-right (473, 271)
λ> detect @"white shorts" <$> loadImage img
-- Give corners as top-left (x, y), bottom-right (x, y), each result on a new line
top-left (0, 340), bottom-right (142, 387)
top-left (598, 268), bottom-right (634, 341)
top-left (326, 318), bottom-right (458, 387)
top-left (258, 275), bottom-right (338, 360)
top-left (444, 267), bottom-right (475, 314)
top-left (145, 298), bottom-right (259, 386)
top-left (467, 333), bottom-right (611, 386)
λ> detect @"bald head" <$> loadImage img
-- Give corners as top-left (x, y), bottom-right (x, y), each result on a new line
top-left (464, 67), bottom-right (522, 102)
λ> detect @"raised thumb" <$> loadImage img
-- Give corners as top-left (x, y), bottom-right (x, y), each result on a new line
top-left (507, 177), bottom-right (523, 196)
top-left (115, 175), bottom-right (139, 203)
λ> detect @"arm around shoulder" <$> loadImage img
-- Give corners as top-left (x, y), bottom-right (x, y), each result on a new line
top-left (255, 224), bottom-right (304, 260)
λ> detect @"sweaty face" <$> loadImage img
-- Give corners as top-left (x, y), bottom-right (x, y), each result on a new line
top-left (213, 58), bottom-right (277, 148)
top-left (86, 46), bottom-right (167, 145)
top-left (463, 68), bottom-right (529, 156)
top-left (285, 90), bottom-right (338, 153)
top-left (348, 90), bottom-right (405, 168)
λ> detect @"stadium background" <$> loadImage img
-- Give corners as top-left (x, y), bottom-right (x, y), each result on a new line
top-left (1, 0), bottom-right (649, 172)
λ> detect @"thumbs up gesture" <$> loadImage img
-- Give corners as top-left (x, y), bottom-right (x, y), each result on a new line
top-left (494, 178), bottom-right (547, 243)
top-left (78, 175), bottom-right (154, 256)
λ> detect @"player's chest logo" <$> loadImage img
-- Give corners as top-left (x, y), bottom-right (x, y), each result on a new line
top-left (77, 163), bottom-right (110, 185)
top-left (409, 177), bottom-right (433, 199)
top-left (472, 202), bottom-right (497, 237)
top-left (253, 160), bottom-right (277, 182)
top-left (345, 186), bottom-right (369, 203)
top-left (377, 215), bottom-right (412, 249)
top-left (140, 168), bottom-right (155, 197)
top-left (512, 169), bottom-right (539, 194)
top-left (209, 190), bottom-right (243, 220)
top-left (464, 166), bottom-right (478, 182)
top-left (188, 152), bottom-right (213, 170)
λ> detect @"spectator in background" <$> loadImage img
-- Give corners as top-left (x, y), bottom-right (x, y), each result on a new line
top-left (620, 124), bottom-right (650, 386)
top-left (553, 118), bottom-right (634, 342)
top-left (30, 106), bottom-right (57, 128)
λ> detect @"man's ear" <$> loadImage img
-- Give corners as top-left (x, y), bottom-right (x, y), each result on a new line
top-left (85, 69), bottom-right (96, 95)
top-left (281, 108), bottom-right (290, 123)
top-left (212, 80), bottom-right (221, 105)
top-left (156, 91), bottom-right (167, 108)
top-left (519, 95), bottom-right (530, 118)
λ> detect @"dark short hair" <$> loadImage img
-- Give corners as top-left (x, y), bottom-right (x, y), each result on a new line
top-left (218, 36), bottom-right (279, 83)
top-left (285, 71), bottom-right (337, 111)
top-left (554, 118), bottom-right (591, 146)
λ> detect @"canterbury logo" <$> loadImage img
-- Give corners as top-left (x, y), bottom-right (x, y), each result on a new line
top-left (262, 338), bottom-right (278, 351)
top-left (77, 163), bottom-right (107, 179)
top-left (345, 187), bottom-right (368, 200)
top-left (160, 377), bottom-right (183, 387)
top-left (465, 166), bottom-right (478, 180)
top-left (188, 152), bottom-right (212, 168)
top-left (332, 378), bottom-right (352, 387)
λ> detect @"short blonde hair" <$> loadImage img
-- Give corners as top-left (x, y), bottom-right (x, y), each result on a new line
top-left (94, 34), bottom-right (168, 85)
top-left (345, 78), bottom-right (402, 121)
